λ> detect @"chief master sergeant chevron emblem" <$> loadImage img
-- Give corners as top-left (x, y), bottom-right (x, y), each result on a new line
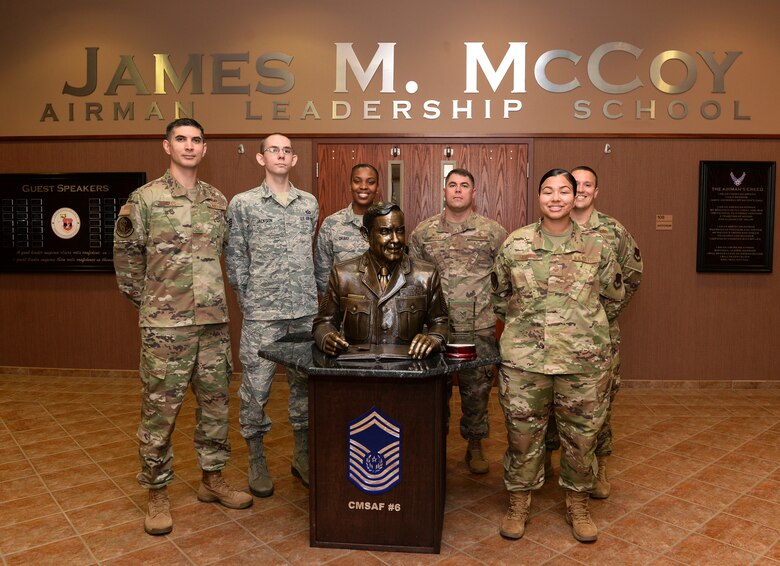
top-left (348, 408), bottom-right (402, 494)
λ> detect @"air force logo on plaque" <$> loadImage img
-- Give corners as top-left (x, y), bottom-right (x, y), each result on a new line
top-left (348, 407), bottom-right (401, 494)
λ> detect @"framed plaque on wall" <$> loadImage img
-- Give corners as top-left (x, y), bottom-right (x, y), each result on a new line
top-left (697, 161), bottom-right (775, 273)
top-left (0, 172), bottom-right (145, 272)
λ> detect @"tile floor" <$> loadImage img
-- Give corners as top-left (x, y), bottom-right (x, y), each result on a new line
top-left (2, 372), bottom-right (780, 565)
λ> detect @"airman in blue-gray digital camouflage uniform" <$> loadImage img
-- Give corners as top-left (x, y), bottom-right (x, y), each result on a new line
top-left (314, 163), bottom-right (379, 295)
top-left (114, 118), bottom-right (252, 536)
top-left (225, 133), bottom-right (318, 497)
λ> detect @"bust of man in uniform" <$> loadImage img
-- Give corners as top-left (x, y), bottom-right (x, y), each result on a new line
top-left (313, 202), bottom-right (448, 359)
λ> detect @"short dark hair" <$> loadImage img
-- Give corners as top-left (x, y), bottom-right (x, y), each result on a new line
top-left (166, 118), bottom-right (204, 140)
top-left (445, 168), bottom-right (474, 186)
top-left (538, 168), bottom-right (577, 195)
top-left (363, 202), bottom-right (402, 232)
top-left (572, 165), bottom-right (599, 187)
top-left (260, 132), bottom-right (292, 152)
top-left (351, 163), bottom-right (379, 179)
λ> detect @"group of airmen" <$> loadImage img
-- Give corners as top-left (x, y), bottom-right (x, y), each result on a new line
top-left (113, 118), bottom-right (642, 544)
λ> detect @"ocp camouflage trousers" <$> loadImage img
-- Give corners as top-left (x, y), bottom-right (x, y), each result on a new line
top-left (137, 323), bottom-right (232, 489)
top-left (499, 365), bottom-right (610, 492)
top-left (455, 365), bottom-right (494, 440)
top-left (545, 352), bottom-right (621, 457)
top-left (238, 316), bottom-right (313, 439)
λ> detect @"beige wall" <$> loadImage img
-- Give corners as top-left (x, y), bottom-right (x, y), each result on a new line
top-left (2, 0), bottom-right (779, 136)
top-left (1, 1), bottom-right (779, 380)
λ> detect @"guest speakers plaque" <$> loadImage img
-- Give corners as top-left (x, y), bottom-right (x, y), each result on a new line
top-left (1, 172), bottom-right (145, 272)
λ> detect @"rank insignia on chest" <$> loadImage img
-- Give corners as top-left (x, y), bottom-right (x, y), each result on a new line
top-left (347, 407), bottom-right (401, 494)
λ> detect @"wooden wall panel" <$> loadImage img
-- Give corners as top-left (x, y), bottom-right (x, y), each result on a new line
top-left (1, 135), bottom-right (778, 383)
top-left (450, 143), bottom-right (530, 233)
top-left (316, 142), bottom-right (530, 233)
top-left (315, 143), bottom-right (392, 231)
top-left (534, 138), bottom-right (780, 382)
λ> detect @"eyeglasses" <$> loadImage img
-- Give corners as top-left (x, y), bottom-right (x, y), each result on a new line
top-left (263, 146), bottom-right (293, 155)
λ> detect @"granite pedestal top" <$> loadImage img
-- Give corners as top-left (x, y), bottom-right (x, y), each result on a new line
top-left (258, 332), bottom-right (501, 379)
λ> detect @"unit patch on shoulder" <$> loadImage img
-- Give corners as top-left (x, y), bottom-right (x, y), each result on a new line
top-left (634, 247), bottom-right (642, 262)
top-left (614, 272), bottom-right (623, 289)
top-left (116, 216), bottom-right (134, 237)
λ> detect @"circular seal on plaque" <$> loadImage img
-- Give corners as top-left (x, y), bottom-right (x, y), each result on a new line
top-left (51, 207), bottom-right (81, 239)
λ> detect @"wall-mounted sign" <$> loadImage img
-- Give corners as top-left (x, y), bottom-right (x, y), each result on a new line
top-left (697, 161), bottom-right (775, 273)
top-left (655, 215), bottom-right (673, 230)
top-left (1, 172), bottom-right (145, 272)
top-left (6, 0), bottom-right (775, 137)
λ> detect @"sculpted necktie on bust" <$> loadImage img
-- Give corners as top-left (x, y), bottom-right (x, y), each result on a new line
top-left (379, 266), bottom-right (390, 293)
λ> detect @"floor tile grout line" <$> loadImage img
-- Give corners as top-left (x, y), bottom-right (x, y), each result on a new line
top-left (610, 422), bottom-right (780, 563)
top-left (2, 402), bottom-right (103, 564)
top-left (4, 384), bottom-right (777, 564)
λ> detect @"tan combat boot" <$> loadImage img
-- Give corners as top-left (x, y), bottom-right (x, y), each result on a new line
top-left (291, 429), bottom-right (309, 487)
top-left (197, 470), bottom-right (253, 509)
top-left (590, 456), bottom-right (610, 499)
top-left (247, 436), bottom-right (274, 497)
top-left (499, 491), bottom-right (531, 539)
top-left (465, 438), bottom-right (489, 474)
top-left (565, 489), bottom-right (598, 542)
top-left (544, 450), bottom-right (554, 478)
top-left (144, 486), bottom-right (172, 535)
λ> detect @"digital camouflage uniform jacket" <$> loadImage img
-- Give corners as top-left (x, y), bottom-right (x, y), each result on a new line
top-left (314, 204), bottom-right (368, 294)
top-left (584, 210), bottom-right (643, 346)
top-left (409, 211), bottom-right (507, 332)
top-left (113, 170), bottom-right (229, 327)
top-left (491, 219), bottom-right (624, 374)
top-left (225, 180), bottom-right (319, 320)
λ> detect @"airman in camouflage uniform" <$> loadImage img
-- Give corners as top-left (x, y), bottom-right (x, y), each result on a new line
top-left (314, 163), bottom-right (379, 294)
top-left (544, 166), bottom-right (643, 498)
top-left (490, 169), bottom-right (623, 543)
top-left (408, 168), bottom-right (507, 474)
top-left (225, 133), bottom-right (319, 497)
top-left (114, 118), bottom-right (252, 536)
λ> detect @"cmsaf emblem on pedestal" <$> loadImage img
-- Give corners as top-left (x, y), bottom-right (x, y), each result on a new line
top-left (348, 407), bottom-right (401, 494)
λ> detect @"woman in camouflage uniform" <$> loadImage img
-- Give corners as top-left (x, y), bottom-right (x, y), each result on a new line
top-left (490, 169), bottom-right (624, 543)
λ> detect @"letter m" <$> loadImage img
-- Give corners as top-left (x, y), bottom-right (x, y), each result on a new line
top-left (335, 43), bottom-right (395, 93)
top-left (465, 42), bottom-right (527, 94)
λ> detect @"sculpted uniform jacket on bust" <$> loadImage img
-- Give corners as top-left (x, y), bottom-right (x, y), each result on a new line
top-left (313, 252), bottom-right (448, 349)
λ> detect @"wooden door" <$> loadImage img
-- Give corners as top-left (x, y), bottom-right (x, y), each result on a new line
top-left (315, 140), bottom-right (531, 234)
